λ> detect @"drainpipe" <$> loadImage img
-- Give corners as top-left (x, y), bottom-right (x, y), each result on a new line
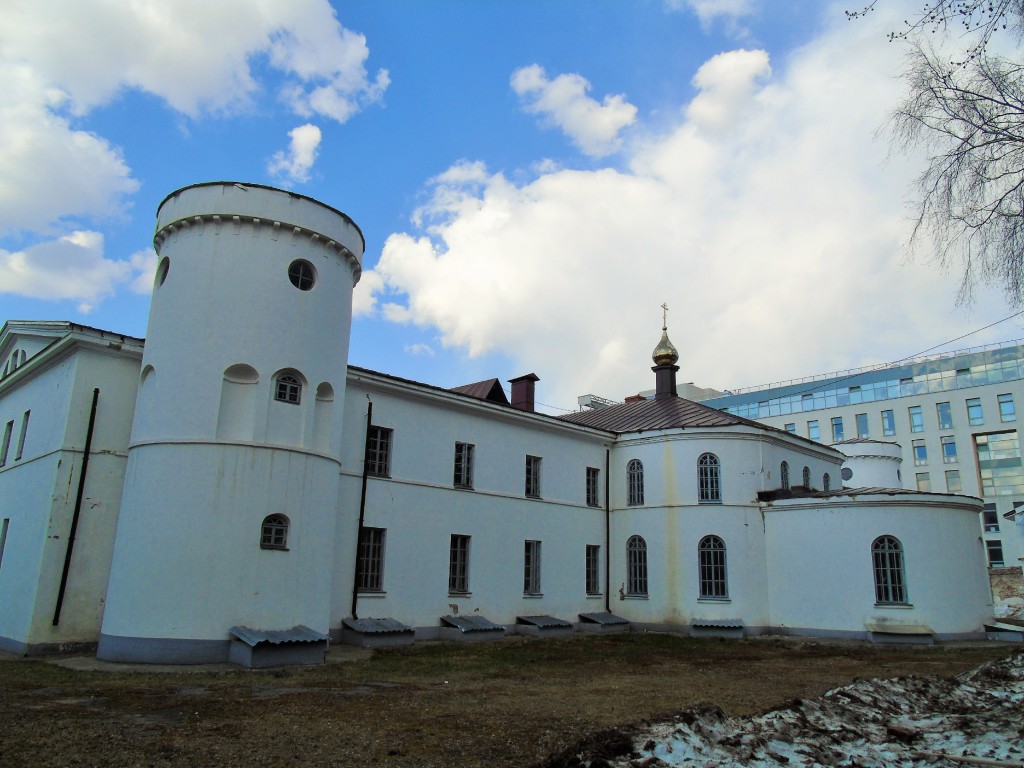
top-left (604, 447), bottom-right (611, 614)
top-left (53, 387), bottom-right (99, 626)
top-left (350, 397), bottom-right (373, 620)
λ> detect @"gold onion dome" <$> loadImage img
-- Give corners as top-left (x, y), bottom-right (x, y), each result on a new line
top-left (652, 327), bottom-right (679, 367)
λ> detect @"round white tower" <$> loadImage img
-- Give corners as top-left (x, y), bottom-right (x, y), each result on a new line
top-left (834, 438), bottom-right (904, 489)
top-left (99, 183), bottom-right (363, 663)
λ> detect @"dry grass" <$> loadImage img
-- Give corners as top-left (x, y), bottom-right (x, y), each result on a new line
top-left (0, 634), bottom-right (1013, 767)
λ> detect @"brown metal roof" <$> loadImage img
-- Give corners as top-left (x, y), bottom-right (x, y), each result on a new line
top-left (559, 396), bottom-right (773, 434)
top-left (448, 378), bottom-right (510, 405)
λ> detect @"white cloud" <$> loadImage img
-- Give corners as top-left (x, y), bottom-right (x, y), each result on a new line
top-left (0, 231), bottom-right (153, 311)
top-left (667, 0), bottom-right (760, 36)
top-left (405, 343), bottom-right (435, 357)
top-left (511, 65), bottom-right (637, 158)
top-left (0, 0), bottom-right (386, 309)
top-left (268, 123), bottom-right (323, 185)
top-left (685, 50), bottom-right (771, 131)
top-left (363, 3), bottom-right (1012, 409)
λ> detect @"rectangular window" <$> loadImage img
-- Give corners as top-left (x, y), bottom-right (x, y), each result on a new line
top-left (0, 518), bottom-right (8, 569)
top-left (855, 413), bottom-right (869, 438)
top-left (881, 409), bottom-right (895, 436)
top-left (999, 393), bottom-right (1016, 422)
top-left (982, 503), bottom-right (1000, 532)
top-left (807, 420), bottom-right (820, 440)
top-left (365, 426), bottom-right (392, 477)
top-left (453, 442), bottom-right (474, 488)
top-left (585, 544), bottom-right (601, 595)
top-left (784, 423), bottom-right (796, 434)
top-left (448, 534), bottom-right (470, 594)
top-left (941, 435), bottom-right (957, 464)
top-left (945, 469), bottom-right (962, 493)
top-left (908, 405), bottom-right (924, 433)
top-left (831, 417), bottom-right (844, 442)
top-left (14, 410), bottom-right (29, 461)
top-left (967, 397), bottom-right (984, 426)
top-left (936, 402), bottom-right (953, 430)
top-left (586, 467), bottom-right (600, 507)
top-left (524, 540), bottom-right (541, 594)
top-left (356, 527), bottom-right (386, 591)
top-left (975, 431), bottom-right (1024, 497)
top-left (986, 539), bottom-right (1005, 567)
top-left (525, 455), bottom-right (541, 498)
top-left (0, 420), bottom-right (11, 466)
top-left (912, 439), bottom-right (928, 466)
top-left (916, 472), bottom-right (931, 492)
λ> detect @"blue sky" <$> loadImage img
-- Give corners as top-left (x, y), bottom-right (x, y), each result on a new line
top-left (2, 0), bottom-right (1021, 412)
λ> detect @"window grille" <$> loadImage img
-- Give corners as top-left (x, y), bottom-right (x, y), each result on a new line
top-left (627, 459), bottom-right (644, 506)
top-left (698, 535), bottom-right (728, 599)
top-left (523, 540), bottom-right (542, 594)
top-left (697, 453), bottom-right (721, 502)
top-left (366, 427), bottom-right (392, 477)
top-left (449, 534), bottom-right (470, 593)
top-left (872, 536), bottom-right (907, 604)
top-left (585, 545), bottom-right (601, 595)
top-left (780, 461), bottom-right (790, 490)
top-left (626, 535), bottom-right (648, 595)
top-left (802, 466), bottom-right (811, 488)
top-left (356, 527), bottom-right (386, 591)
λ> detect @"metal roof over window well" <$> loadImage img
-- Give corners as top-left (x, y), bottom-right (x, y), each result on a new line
top-left (229, 625), bottom-right (330, 647)
top-left (516, 615), bottom-right (572, 628)
top-left (342, 618), bottom-right (413, 635)
top-left (440, 615), bottom-right (503, 632)
top-left (578, 612), bottom-right (630, 626)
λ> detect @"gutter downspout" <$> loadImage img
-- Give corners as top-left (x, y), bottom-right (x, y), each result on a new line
top-left (604, 447), bottom-right (611, 614)
top-left (350, 397), bottom-right (373, 620)
top-left (53, 387), bottom-right (99, 626)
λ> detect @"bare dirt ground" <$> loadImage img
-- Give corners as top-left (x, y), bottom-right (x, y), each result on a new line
top-left (0, 634), bottom-right (1016, 768)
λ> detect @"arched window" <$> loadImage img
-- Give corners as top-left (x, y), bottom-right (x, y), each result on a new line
top-left (261, 514), bottom-right (289, 550)
top-left (626, 535), bottom-right (648, 596)
top-left (802, 466), bottom-right (811, 488)
top-left (780, 461), bottom-right (790, 491)
top-left (697, 453), bottom-right (721, 503)
top-left (698, 535), bottom-right (727, 599)
top-left (823, 473), bottom-right (831, 492)
top-left (275, 373), bottom-right (302, 405)
top-left (872, 536), bottom-right (907, 604)
top-left (627, 459), bottom-right (644, 506)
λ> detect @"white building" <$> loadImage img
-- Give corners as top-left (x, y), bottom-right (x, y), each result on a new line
top-left (704, 346), bottom-right (1024, 617)
top-left (0, 182), bottom-right (999, 663)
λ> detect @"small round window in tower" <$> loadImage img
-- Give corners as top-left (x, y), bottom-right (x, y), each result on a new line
top-left (288, 259), bottom-right (316, 291)
top-left (155, 257), bottom-right (170, 287)
top-left (841, 467), bottom-right (853, 482)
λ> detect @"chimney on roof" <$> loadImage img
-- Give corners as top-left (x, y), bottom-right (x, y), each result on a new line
top-left (509, 373), bottom-right (540, 412)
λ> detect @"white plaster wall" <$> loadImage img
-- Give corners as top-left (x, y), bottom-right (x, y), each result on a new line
top-left (334, 374), bottom-right (611, 631)
top-left (764, 496), bottom-right (991, 636)
top-left (610, 427), bottom-right (842, 511)
top-left (610, 503), bottom-right (769, 628)
top-left (133, 183), bottom-right (362, 456)
top-left (103, 443), bottom-right (339, 639)
top-left (0, 344), bottom-right (139, 650)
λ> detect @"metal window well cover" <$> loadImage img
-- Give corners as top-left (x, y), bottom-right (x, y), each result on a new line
top-left (692, 618), bottom-right (745, 629)
top-left (516, 615), bottom-right (572, 628)
top-left (342, 618), bottom-right (413, 635)
top-left (229, 625), bottom-right (330, 647)
top-left (440, 615), bottom-right (504, 632)
top-left (578, 612), bottom-right (630, 626)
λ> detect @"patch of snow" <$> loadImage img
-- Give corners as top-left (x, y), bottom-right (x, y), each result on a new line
top-left (612, 653), bottom-right (1024, 767)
